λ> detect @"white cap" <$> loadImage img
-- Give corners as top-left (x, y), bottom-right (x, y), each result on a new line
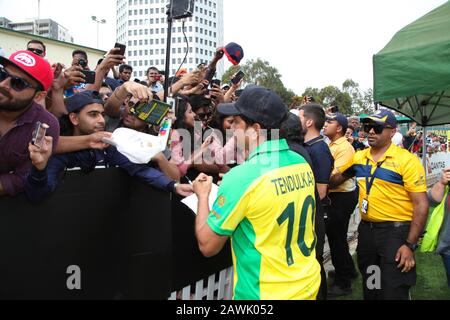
top-left (290, 109), bottom-right (300, 117)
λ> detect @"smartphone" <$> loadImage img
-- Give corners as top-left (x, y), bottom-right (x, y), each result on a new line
top-left (158, 118), bottom-right (173, 149)
top-left (211, 79), bottom-right (221, 88)
top-left (166, 96), bottom-right (176, 111)
top-left (114, 42), bottom-right (126, 56)
top-left (31, 122), bottom-right (49, 149)
top-left (231, 71), bottom-right (245, 85)
top-left (53, 63), bottom-right (63, 78)
top-left (330, 106), bottom-right (339, 113)
top-left (131, 100), bottom-right (171, 126)
top-left (82, 70), bottom-right (96, 84)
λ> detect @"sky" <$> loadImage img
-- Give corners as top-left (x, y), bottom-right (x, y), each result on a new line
top-left (0, 0), bottom-right (447, 95)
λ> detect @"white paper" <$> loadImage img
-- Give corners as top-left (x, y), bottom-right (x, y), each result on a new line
top-left (104, 128), bottom-right (165, 164)
top-left (181, 183), bottom-right (220, 214)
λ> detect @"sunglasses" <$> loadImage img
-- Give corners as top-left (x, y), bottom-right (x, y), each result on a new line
top-left (363, 124), bottom-right (386, 134)
top-left (0, 67), bottom-right (41, 92)
top-left (197, 112), bottom-right (212, 120)
top-left (27, 48), bottom-right (45, 56)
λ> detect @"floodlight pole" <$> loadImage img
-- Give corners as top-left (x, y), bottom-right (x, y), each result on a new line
top-left (92, 16), bottom-right (106, 48)
top-left (163, 2), bottom-right (173, 102)
top-left (36, 0), bottom-right (41, 35)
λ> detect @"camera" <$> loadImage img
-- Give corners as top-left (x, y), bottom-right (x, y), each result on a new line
top-left (78, 58), bottom-right (87, 68)
top-left (330, 106), bottom-right (339, 113)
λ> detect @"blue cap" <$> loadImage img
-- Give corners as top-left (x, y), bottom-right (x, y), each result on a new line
top-left (217, 85), bottom-right (288, 129)
top-left (326, 113), bottom-right (348, 129)
top-left (362, 109), bottom-right (397, 129)
top-left (223, 42), bottom-right (244, 65)
top-left (66, 90), bottom-right (104, 113)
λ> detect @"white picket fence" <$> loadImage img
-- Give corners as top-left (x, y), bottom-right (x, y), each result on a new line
top-left (168, 267), bottom-right (234, 300)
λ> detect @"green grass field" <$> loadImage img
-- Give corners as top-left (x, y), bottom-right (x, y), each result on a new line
top-left (334, 252), bottom-right (450, 300)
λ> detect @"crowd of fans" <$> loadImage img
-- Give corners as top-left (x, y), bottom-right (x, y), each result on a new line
top-left (0, 38), bottom-right (449, 300)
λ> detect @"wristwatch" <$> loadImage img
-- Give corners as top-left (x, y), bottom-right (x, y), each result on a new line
top-left (405, 241), bottom-right (419, 251)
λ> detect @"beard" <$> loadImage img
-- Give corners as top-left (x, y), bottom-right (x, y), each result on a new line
top-left (0, 87), bottom-right (34, 112)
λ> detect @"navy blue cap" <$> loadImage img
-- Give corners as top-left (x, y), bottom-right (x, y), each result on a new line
top-left (66, 90), bottom-right (104, 113)
top-left (326, 112), bottom-right (348, 129)
top-left (223, 42), bottom-right (244, 65)
top-left (362, 109), bottom-right (397, 129)
top-left (217, 85), bottom-right (288, 129)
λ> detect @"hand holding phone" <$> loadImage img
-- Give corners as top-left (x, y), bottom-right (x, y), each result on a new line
top-left (82, 70), bottom-right (96, 84)
top-left (231, 71), bottom-right (245, 85)
top-left (210, 79), bottom-right (221, 88)
top-left (114, 42), bottom-right (127, 56)
top-left (32, 122), bottom-right (49, 149)
top-left (53, 63), bottom-right (63, 78)
top-left (29, 134), bottom-right (53, 171)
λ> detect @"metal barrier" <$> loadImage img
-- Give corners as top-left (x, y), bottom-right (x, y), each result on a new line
top-left (0, 168), bottom-right (232, 300)
top-left (168, 267), bottom-right (234, 301)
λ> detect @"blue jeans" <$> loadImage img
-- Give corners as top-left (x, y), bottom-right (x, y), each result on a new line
top-left (443, 254), bottom-right (450, 287)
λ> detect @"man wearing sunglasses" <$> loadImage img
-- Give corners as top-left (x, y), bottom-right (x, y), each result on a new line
top-left (0, 50), bottom-right (59, 198)
top-left (26, 40), bottom-right (46, 58)
top-left (330, 109), bottom-right (429, 300)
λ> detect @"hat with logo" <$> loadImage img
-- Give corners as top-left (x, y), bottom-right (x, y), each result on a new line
top-left (0, 50), bottom-right (53, 91)
top-left (223, 42), bottom-right (244, 65)
top-left (217, 85), bottom-right (288, 129)
top-left (362, 109), bottom-right (397, 129)
top-left (326, 112), bottom-right (348, 130)
top-left (66, 90), bottom-right (104, 113)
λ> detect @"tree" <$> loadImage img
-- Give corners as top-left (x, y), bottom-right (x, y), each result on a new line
top-left (342, 79), bottom-right (375, 115)
top-left (221, 58), bottom-right (295, 104)
top-left (301, 80), bottom-right (374, 116)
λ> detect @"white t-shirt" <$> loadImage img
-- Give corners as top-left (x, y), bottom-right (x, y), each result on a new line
top-left (392, 132), bottom-right (404, 148)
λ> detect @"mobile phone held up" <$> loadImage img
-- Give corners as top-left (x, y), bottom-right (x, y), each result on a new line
top-left (82, 70), bottom-right (96, 84)
top-left (114, 42), bottom-right (126, 56)
top-left (31, 122), bottom-right (49, 149)
top-left (210, 79), bottom-right (221, 88)
top-left (53, 63), bottom-right (63, 78)
top-left (231, 71), bottom-right (245, 85)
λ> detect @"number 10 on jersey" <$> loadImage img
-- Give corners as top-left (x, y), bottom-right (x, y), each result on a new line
top-left (277, 196), bottom-right (317, 266)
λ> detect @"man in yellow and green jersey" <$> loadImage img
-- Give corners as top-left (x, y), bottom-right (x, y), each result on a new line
top-left (193, 86), bottom-right (321, 300)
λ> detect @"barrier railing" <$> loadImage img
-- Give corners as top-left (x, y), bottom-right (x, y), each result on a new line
top-left (0, 168), bottom-right (232, 300)
top-left (168, 267), bottom-right (233, 301)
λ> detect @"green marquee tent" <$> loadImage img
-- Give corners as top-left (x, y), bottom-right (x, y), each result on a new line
top-left (373, 1), bottom-right (450, 127)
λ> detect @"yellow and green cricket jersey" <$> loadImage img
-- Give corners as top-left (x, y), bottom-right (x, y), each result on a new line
top-left (207, 139), bottom-right (321, 300)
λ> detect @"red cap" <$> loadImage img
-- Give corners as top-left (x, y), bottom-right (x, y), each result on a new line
top-left (0, 50), bottom-right (53, 91)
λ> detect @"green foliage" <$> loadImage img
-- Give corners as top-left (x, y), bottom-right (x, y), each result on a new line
top-left (302, 79), bottom-right (375, 116)
top-left (221, 58), bottom-right (295, 104)
top-left (222, 60), bottom-right (374, 115)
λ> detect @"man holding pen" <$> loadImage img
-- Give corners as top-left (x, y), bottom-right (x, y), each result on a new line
top-left (193, 86), bottom-right (321, 300)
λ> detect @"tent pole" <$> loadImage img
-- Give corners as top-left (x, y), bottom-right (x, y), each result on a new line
top-left (422, 126), bottom-right (427, 173)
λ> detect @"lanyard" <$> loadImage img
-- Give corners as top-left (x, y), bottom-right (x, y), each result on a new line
top-left (365, 159), bottom-right (385, 198)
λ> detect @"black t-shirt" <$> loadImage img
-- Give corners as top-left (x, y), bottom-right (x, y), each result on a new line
top-left (303, 136), bottom-right (334, 185)
top-left (287, 141), bottom-right (313, 169)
